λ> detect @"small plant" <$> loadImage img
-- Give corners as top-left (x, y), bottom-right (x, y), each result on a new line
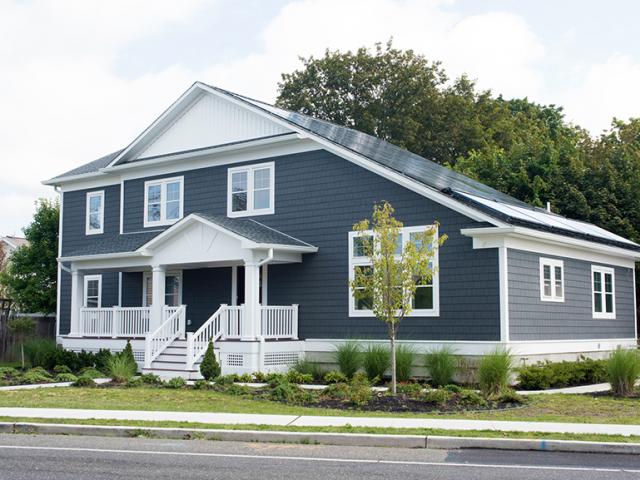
top-left (215, 374), bottom-right (239, 386)
top-left (94, 348), bottom-right (113, 373)
top-left (106, 355), bottom-right (137, 384)
top-left (236, 373), bottom-right (253, 383)
top-left (324, 370), bottom-right (348, 384)
top-left (125, 377), bottom-right (144, 388)
top-left (19, 369), bottom-right (52, 385)
top-left (457, 389), bottom-right (487, 408)
top-left (8, 317), bottom-right (36, 368)
top-left (268, 378), bottom-right (306, 403)
top-left (443, 384), bottom-right (462, 393)
top-left (199, 340), bottom-right (220, 381)
top-left (495, 389), bottom-right (526, 405)
top-left (423, 388), bottom-right (453, 406)
top-left (118, 341), bottom-right (137, 372)
top-left (285, 369), bottom-right (313, 384)
top-left (253, 371), bottom-right (267, 383)
top-left (395, 345), bottom-right (415, 382)
top-left (293, 358), bottom-right (324, 382)
top-left (425, 346), bottom-right (457, 387)
top-left (362, 344), bottom-right (390, 382)
top-left (77, 350), bottom-right (97, 370)
top-left (78, 367), bottom-right (103, 379)
top-left (53, 365), bottom-right (72, 375)
top-left (333, 341), bottom-right (361, 378)
top-left (478, 348), bottom-right (513, 397)
top-left (72, 375), bottom-right (97, 388)
top-left (517, 357), bottom-right (608, 390)
top-left (0, 367), bottom-right (19, 380)
top-left (607, 347), bottom-right (640, 397)
top-left (165, 377), bottom-right (186, 389)
top-left (54, 373), bottom-right (78, 383)
top-left (348, 372), bottom-right (373, 406)
top-left (138, 373), bottom-right (162, 385)
top-left (193, 379), bottom-right (213, 390)
top-left (395, 381), bottom-right (423, 398)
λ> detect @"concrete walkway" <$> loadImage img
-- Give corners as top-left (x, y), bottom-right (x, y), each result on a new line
top-left (0, 407), bottom-right (638, 436)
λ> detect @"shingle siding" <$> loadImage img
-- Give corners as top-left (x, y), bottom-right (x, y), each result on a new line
top-left (508, 249), bottom-right (635, 340)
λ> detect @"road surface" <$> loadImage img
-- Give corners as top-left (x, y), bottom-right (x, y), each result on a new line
top-left (0, 433), bottom-right (639, 479)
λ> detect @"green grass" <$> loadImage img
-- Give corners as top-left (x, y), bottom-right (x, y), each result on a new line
top-left (1, 416), bottom-right (640, 444)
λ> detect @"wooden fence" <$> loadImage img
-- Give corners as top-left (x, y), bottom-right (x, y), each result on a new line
top-left (0, 298), bottom-right (56, 361)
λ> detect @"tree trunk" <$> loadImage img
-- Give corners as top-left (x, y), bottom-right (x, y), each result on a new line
top-left (390, 326), bottom-right (397, 395)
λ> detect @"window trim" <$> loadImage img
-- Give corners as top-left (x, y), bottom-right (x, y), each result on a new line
top-left (227, 161), bottom-right (275, 218)
top-left (83, 274), bottom-right (102, 308)
top-left (142, 271), bottom-right (183, 307)
top-left (85, 190), bottom-right (105, 235)
top-left (348, 225), bottom-right (440, 318)
top-left (592, 265), bottom-right (616, 319)
top-left (539, 257), bottom-right (564, 302)
top-left (143, 176), bottom-right (184, 228)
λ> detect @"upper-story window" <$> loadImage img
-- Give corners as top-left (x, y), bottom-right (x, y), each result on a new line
top-left (85, 191), bottom-right (104, 235)
top-left (227, 162), bottom-right (274, 217)
top-left (539, 258), bottom-right (564, 302)
top-left (592, 265), bottom-right (615, 319)
top-left (144, 176), bottom-right (183, 228)
top-left (348, 225), bottom-right (440, 317)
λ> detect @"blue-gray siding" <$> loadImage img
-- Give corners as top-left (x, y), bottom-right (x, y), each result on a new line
top-left (508, 249), bottom-right (636, 340)
top-left (183, 268), bottom-right (233, 331)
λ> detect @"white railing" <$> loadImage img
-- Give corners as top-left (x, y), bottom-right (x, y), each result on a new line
top-left (79, 307), bottom-right (151, 338)
top-left (261, 304), bottom-right (298, 340)
top-left (222, 305), bottom-right (244, 339)
top-left (162, 305), bottom-right (180, 321)
top-left (144, 305), bottom-right (186, 369)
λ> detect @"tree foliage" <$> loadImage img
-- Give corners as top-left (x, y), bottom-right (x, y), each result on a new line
top-left (0, 199), bottom-right (59, 313)
top-left (200, 340), bottom-right (220, 380)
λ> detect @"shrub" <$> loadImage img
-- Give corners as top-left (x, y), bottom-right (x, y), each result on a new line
top-left (478, 348), bottom-right (513, 397)
top-left (54, 373), bottom-right (78, 383)
top-left (362, 344), bottom-right (390, 382)
top-left (423, 388), bottom-right (453, 405)
top-left (193, 379), bottom-right (213, 390)
top-left (215, 374), bottom-right (239, 386)
top-left (443, 384), bottom-right (462, 393)
top-left (126, 378), bottom-right (144, 388)
top-left (607, 348), bottom-right (640, 397)
top-left (77, 350), bottom-right (97, 370)
top-left (495, 389), bottom-right (526, 405)
top-left (517, 358), bottom-right (608, 390)
top-left (53, 365), bottom-right (72, 375)
top-left (425, 346), bottom-right (458, 387)
top-left (293, 358), bottom-right (324, 382)
top-left (395, 381), bottom-right (423, 398)
top-left (253, 371), bottom-right (267, 383)
top-left (19, 369), bottom-right (52, 385)
top-left (78, 367), bottom-right (103, 379)
top-left (72, 375), bottom-right (97, 388)
top-left (395, 345), bottom-right (415, 382)
top-left (0, 367), bottom-right (19, 380)
top-left (106, 355), bottom-right (136, 383)
top-left (139, 373), bottom-right (163, 385)
top-left (324, 370), bottom-right (348, 384)
top-left (457, 389), bottom-right (487, 408)
top-left (322, 381), bottom-right (351, 400)
top-left (223, 383), bottom-right (252, 396)
top-left (348, 372), bottom-right (373, 406)
top-left (165, 377), bottom-right (186, 389)
top-left (94, 349), bottom-right (113, 373)
top-left (199, 340), bottom-right (220, 381)
top-left (236, 373), bottom-right (253, 383)
top-left (333, 341), bottom-right (361, 378)
top-left (285, 369), bottom-right (313, 384)
top-left (118, 341), bottom-right (137, 373)
top-left (23, 338), bottom-right (57, 369)
top-left (268, 377), bottom-right (307, 403)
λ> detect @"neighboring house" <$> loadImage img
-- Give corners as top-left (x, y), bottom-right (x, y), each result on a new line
top-left (43, 82), bottom-right (640, 378)
top-left (0, 236), bottom-right (28, 281)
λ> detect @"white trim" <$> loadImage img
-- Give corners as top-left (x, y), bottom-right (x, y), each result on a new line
top-left (83, 274), bottom-right (102, 308)
top-left (85, 190), bottom-right (104, 235)
top-left (591, 265), bottom-right (616, 319)
top-left (347, 225), bottom-right (440, 318)
top-left (227, 161), bottom-right (275, 217)
top-left (539, 257), bottom-right (565, 303)
top-left (231, 266), bottom-right (238, 306)
top-left (261, 264), bottom-right (268, 305)
top-left (142, 270), bottom-right (183, 307)
top-left (56, 188), bottom-right (64, 338)
top-left (143, 176), bottom-right (184, 228)
top-left (634, 268), bottom-right (638, 341)
top-left (117, 272), bottom-right (122, 307)
top-left (498, 246), bottom-right (509, 342)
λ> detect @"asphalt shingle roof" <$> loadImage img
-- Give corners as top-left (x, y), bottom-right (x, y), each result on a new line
top-left (62, 232), bottom-right (158, 257)
top-left (49, 150), bottom-right (123, 181)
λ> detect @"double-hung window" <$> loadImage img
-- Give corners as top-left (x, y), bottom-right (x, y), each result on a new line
top-left (539, 258), bottom-right (564, 302)
top-left (348, 225), bottom-right (439, 317)
top-left (144, 177), bottom-right (183, 227)
top-left (83, 275), bottom-right (102, 308)
top-left (85, 191), bottom-right (104, 235)
top-left (592, 265), bottom-right (615, 319)
top-left (227, 162), bottom-right (274, 217)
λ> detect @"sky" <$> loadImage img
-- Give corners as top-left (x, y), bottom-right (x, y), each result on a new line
top-left (2, 0), bottom-right (640, 236)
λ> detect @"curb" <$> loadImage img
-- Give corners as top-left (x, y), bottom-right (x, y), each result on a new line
top-left (3, 422), bottom-right (640, 454)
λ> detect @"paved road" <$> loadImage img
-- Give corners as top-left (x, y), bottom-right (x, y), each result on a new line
top-left (0, 433), bottom-right (639, 479)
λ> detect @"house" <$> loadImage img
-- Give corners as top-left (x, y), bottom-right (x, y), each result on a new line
top-left (43, 82), bottom-right (640, 378)
top-left (0, 236), bottom-right (28, 266)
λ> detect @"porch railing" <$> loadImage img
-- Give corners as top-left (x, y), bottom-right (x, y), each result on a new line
top-left (144, 305), bottom-right (186, 369)
top-left (79, 307), bottom-right (151, 338)
top-left (260, 305), bottom-right (298, 340)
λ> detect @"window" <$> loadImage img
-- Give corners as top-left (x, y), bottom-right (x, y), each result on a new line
top-left (348, 225), bottom-right (439, 317)
top-left (144, 177), bottom-right (183, 227)
top-left (83, 275), bottom-right (102, 308)
top-left (227, 162), bottom-right (274, 217)
top-left (539, 258), bottom-right (564, 302)
top-left (85, 191), bottom-right (104, 235)
top-left (143, 272), bottom-right (182, 307)
top-left (592, 265), bottom-right (615, 319)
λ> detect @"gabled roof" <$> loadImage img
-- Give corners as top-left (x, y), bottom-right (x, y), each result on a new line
top-left (1, 236), bottom-right (28, 250)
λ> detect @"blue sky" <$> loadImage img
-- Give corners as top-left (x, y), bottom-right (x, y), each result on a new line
top-left (1, 0), bottom-right (640, 235)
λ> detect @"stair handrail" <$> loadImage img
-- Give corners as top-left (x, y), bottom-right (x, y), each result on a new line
top-left (144, 305), bottom-right (186, 369)
top-left (185, 304), bottom-right (227, 371)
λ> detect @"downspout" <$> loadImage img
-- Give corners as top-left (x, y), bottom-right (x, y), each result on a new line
top-left (258, 248), bottom-right (274, 267)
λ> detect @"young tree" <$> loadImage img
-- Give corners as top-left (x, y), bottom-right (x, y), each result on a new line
top-left (8, 317), bottom-right (36, 368)
top-left (0, 199), bottom-right (59, 314)
top-left (349, 202), bottom-right (446, 393)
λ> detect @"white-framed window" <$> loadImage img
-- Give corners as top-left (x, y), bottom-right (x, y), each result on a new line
top-left (83, 275), bottom-right (102, 308)
top-left (348, 225), bottom-right (440, 317)
top-left (539, 258), bottom-right (564, 302)
top-left (85, 191), bottom-right (104, 235)
top-left (144, 176), bottom-right (184, 227)
top-left (142, 271), bottom-right (182, 307)
top-left (592, 265), bottom-right (615, 319)
top-left (227, 162), bottom-right (275, 217)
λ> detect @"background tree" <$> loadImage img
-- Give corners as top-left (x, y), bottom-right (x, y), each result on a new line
top-left (0, 199), bottom-right (59, 314)
top-left (350, 202), bottom-right (446, 393)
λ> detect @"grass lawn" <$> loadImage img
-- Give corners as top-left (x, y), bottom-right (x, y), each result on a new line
top-left (0, 387), bottom-right (639, 424)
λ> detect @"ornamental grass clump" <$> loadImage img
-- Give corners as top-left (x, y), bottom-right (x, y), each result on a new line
top-left (478, 348), bottom-right (513, 397)
top-left (395, 345), bottom-right (415, 382)
top-left (362, 344), bottom-right (390, 382)
top-left (607, 347), bottom-right (640, 397)
top-left (425, 346), bottom-right (458, 387)
top-left (334, 341), bottom-right (361, 378)
top-left (106, 355), bottom-right (137, 384)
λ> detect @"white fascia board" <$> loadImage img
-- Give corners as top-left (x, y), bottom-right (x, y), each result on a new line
top-left (252, 243), bottom-right (318, 253)
top-left (58, 251), bottom-right (149, 263)
top-left (42, 171), bottom-right (111, 187)
top-left (461, 226), bottom-right (640, 266)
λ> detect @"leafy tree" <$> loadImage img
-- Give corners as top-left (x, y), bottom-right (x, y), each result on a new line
top-left (349, 202), bottom-right (446, 393)
top-left (0, 199), bottom-right (58, 313)
top-left (200, 340), bottom-right (220, 380)
top-left (7, 317), bottom-right (36, 368)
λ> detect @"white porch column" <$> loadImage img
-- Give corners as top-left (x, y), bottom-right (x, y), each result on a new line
top-left (69, 268), bottom-right (84, 336)
top-left (150, 265), bottom-right (166, 332)
top-left (242, 260), bottom-right (261, 341)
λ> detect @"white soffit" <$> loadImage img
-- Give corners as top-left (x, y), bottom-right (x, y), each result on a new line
top-left (136, 92), bottom-right (291, 160)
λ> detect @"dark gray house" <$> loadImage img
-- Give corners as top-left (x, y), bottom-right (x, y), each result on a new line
top-left (44, 82), bottom-right (640, 377)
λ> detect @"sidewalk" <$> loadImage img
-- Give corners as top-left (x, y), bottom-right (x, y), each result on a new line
top-left (0, 407), bottom-right (639, 436)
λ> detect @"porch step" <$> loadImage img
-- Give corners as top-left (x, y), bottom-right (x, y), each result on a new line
top-left (142, 337), bottom-right (215, 380)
